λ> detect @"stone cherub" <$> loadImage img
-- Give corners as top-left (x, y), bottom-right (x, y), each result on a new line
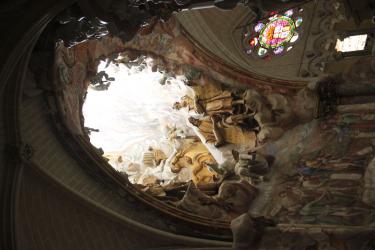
top-left (207, 150), bottom-right (271, 183)
top-left (188, 115), bottom-right (258, 148)
top-left (233, 151), bottom-right (270, 183)
top-left (169, 140), bottom-right (218, 184)
top-left (178, 78), bottom-right (245, 117)
top-left (188, 116), bottom-right (226, 147)
top-left (90, 70), bottom-right (115, 91)
top-left (171, 147), bottom-right (273, 222)
top-left (242, 89), bottom-right (292, 144)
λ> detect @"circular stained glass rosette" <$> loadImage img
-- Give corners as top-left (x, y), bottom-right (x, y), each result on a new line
top-left (259, 16), bottom-right (296, 49)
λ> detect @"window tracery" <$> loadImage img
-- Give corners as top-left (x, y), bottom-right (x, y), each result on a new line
top-left (243, 8), bottom-right (303, 58)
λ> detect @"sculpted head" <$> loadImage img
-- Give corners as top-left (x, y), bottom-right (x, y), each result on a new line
top-left (188, 117), bottom-right (200, 127)
top-left (173, 102), bottom-right (182, 110)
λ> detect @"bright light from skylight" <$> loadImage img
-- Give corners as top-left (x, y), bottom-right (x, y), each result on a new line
top-left (335, 34), bottom-right (368, 52)
top-left (82, 59), bottom-right (192, 173)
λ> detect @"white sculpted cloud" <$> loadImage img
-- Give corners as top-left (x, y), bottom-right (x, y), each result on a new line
top-left (82, 60), bottom-right (192, 172)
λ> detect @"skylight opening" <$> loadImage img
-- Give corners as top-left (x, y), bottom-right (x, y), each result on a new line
top-left (335, 34), bottom-right (368, 52)
top-left (82, 58), bottom-right (195, 184)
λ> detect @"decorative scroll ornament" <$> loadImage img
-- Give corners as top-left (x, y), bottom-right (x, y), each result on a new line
top-left (4, 143), bottom-right (34, 163)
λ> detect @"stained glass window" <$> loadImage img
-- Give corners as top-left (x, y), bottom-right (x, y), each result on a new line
top-left (243, 8), bottom-right (303, 58)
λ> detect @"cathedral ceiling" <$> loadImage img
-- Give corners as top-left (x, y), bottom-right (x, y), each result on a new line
top-left (177, 0), bottom-right (375, 81)
top-left (2, 1), bottom-right (375, 249)
top-left (176, 2), bottom-right (316, 80)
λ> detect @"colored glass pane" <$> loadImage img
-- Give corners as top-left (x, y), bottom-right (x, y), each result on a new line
top-left (268, 14), bottom-right (278, 20)
top-left (290, 33), bottom-right (299, 43)
top-left (259, 16), bottom-right (295, 49)
top-left (295, 17), bottom-right (303, 27)
top-left (274, 46), bottom-right (284, 54)
top-left (258, 47), bottom-right (267, 56)
top-left (254, 23), bottom-right (264, 32)
top-left (285, 9), bottom-right (294, 16)
top-left (249, 37), bottom-right (258, 46)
